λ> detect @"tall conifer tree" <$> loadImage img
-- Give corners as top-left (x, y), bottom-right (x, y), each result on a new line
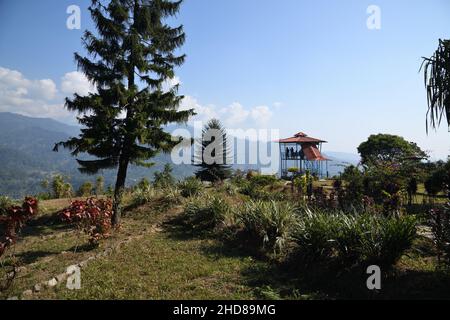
top-left (55, 0), bottom-right (194, 225)
top-left (194, 119), bottom-right (232, 182)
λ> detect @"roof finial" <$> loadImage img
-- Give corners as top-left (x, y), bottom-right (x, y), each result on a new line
top-left (295, 132), bottom-right (308, 137)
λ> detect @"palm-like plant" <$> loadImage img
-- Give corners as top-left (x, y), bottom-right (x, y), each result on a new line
top-left (422, 39), bottom-right (450, 132)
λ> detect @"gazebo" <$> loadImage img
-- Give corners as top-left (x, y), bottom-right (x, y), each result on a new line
top-left (278, 132), bottom-right (329, 179)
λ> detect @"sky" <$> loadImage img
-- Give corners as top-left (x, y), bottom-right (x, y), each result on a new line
top-left (1, 0), bottom-right (450, 159)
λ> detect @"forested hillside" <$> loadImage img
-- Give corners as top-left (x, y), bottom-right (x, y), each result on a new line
top-left (0, 113), bottom-right (357, 198)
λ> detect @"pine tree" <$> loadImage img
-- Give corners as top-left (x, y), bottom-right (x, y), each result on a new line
top-left (54, 0), bottom-right (194, 225)
top-left (194, 119), bottom-right (232, 182)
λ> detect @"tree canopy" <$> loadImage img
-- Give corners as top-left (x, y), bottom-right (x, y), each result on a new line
top-left (54, 0), bottom-right (194, 225)
top-left (357, 134), bottom-right (427, 166)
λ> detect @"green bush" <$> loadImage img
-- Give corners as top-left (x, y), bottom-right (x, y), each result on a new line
top-left (178, 177), bottom-right (204, 198)
top-left (292, 208), bottom-right (417, 268)
top-left (0, 196), bottom-right (15, 216)
top-left (184, 195), bottom-right (231, 230)
top-left (239, 182), bottom-right (285, 201)
top-left (222, 182), bottom-right (238, 196)
top-left (236, 200), bottom-right (296, 254)
top-left (159, 187), bottom-right (183, 209)
top-left (249, 175), bottom-right (278, 187)
top-left (154, 164), bottom-right (176, 189)
top-left (131, 186), bottom-right (157, 206)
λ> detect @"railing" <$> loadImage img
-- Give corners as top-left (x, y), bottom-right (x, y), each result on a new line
top-left (280, 152), bottom-right (304, 161)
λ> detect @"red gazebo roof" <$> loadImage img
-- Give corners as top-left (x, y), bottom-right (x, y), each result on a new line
top-left (278, 132), bottom-right (327, 144)
top-left (302, 144), bottom-right (329, 161)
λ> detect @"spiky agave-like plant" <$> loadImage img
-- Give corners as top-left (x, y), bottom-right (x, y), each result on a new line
top-left (422, 39), bottom-right (450, 133)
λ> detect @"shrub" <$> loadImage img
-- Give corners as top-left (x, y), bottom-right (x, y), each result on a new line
top-left (249, 175), bottom-right (278, 187)
top-left (239, 182), bottom-right (285, 201)
top-left (236, 200), bottom-right (296, 254)
top-left (154, 164), bottom-right (175, 189)
top-left (51, 174), bottom-right (73, 199)
top-left (178, 177), bottom-right (204, 198)
top-left (0, 197), bottom-right (38, 258)
top-left (0, 196), bottom-right (15, 216)
top-left (222, 182), bottom-right (238, 196)
top-left (429, 205), bottom-right (450, 266)
top-left (158, 187), bottom-right (183, 210)
top-left (131, 186), bottom-right (157, 206)
top-left (184, 195), bottom-right (231, 230)
top-left (95, 176), bottom-right (105, 196)
top-left (292, 209), bottom-right (417, 269)
top-left (78, 181), bottom-right (93, 197)
top-left (136, 177), bottom-right (151, 191)
top-left (60, 198), bottom-right (113, 246)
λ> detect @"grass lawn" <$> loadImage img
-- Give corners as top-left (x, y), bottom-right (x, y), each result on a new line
top-left (1, 191), bottom-right (450, 300)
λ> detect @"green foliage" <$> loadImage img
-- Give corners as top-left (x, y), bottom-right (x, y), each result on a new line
top-left (222, 182), bottom-right (238, 196)
top-left (422, 39), bottom-right (450, 132)
top-left (136, 178), bottom-right (151, 191)
top-left (236, 200), bottom-right (297, 254)
top-left (131, 185), bottom-right (157, 207)
top-left (429, 205), bottom-right (450, 266)
top-left (53, 0), bottom-right (195, 224)
top-left (51, 175), bottom-right (73, 199)
top-left (195, 119), bottom-right (232, 182)
top-left (184, 195), bottom-right (231, 231)
top-left (95, 176), bottom-right (104, 196)
top-left (358, 134), bottom-right (427, 166)
top-left (0, 196), bottom-right (15, 216)
top-left (78, 181), bottom-right (93, 197)
top-left (424, 161), bottom-right (450, 197)
top-left (178, 177), bottom-right (204, 198)
top-left (154, 164), bottom-right (175, 189)
top-left (293, 172), bottom-right (312, 196)
top-left (292, 209), bottom-right (417, 268)
top-left (159, 187), bottom-right (183, 210)
top-left (238, 174), bottom-right (285, 201)
top-left (249, 175), bottom-right (278, 188)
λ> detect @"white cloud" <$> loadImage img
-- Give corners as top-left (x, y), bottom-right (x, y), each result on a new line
top-left (251, 105), bottom-right (273, 124)
top-left (221, 102), bottom-right (250, 125)
top-left (0, 66), bottom-right (70, 119)
top-left (180, 96), bottom-right (275, 128)
top-left (0, 70), bottom-right (276, 127)
top-left (61, 71), bottom-right (96, 96)
top-left (273, 102), bottom-right (283, 109)
top-left (180, 95), bottom-right (218, 122)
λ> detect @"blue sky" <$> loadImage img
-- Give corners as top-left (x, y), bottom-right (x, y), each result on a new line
top-left (1, 0), bottom-right (450, 158)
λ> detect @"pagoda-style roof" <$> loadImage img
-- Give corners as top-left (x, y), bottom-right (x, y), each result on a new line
top-left (302, 144), bottom-right (328, 161)
top-left (278, 132), bottom-right (327, 144)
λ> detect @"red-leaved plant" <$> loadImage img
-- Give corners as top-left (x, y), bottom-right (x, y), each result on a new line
top-left (0, 197), bottom-right (39, 258)
top-left (60, 198), bottom-right (113, 245)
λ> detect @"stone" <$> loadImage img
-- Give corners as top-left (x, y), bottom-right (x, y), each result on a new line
top-left (33, 283), bottom-right (42, 292)
top-left (22, 290), bottom-right (33, 297)
top-left (47, 278), bottom-right (58, 287)
top-left (7, 296), bottom-right (19, 300)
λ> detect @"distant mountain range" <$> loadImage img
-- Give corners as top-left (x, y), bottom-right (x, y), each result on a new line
top-left (0, 112), bottom-right (359, 198)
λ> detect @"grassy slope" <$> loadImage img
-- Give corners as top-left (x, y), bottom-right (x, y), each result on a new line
top-left (1, 191), bottom-right (450, 300)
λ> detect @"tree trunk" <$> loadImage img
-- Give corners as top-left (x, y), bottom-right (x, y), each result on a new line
top-left (112, 156), bottom-right (129, 226)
